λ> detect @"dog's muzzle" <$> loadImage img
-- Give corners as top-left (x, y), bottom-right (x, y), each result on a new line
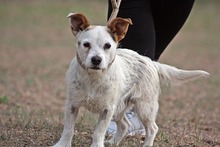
top-left (90, 55), bottom-right (102, 70)
top-left (91, 56), bottom-right (102, 67)
top-left (76, 52), bottom-right (115, 71)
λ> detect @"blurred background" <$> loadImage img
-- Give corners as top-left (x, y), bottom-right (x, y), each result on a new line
top-left (0, 0), bottom-right (219, 146)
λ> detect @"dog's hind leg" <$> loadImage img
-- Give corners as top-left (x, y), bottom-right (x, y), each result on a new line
top-left (53, 101), bottom-right (79, 147)
top-left (135, 99), bottom-right (159, 147)
top-left (142, 121), bottom-right (158, 147)
top-left (105, 115), bottom-right (129, 145)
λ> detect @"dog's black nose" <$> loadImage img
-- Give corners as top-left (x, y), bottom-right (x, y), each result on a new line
top-left (91, 56), bottom-right (102, 65)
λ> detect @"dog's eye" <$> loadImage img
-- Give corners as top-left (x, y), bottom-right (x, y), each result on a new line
top-left (83, 42), bottom-right (91, 48)
top-left (103, 43), bottom-right (111, 50)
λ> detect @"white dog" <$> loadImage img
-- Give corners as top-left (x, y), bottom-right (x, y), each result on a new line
top-left (53, 13), bottom-right (209, 147)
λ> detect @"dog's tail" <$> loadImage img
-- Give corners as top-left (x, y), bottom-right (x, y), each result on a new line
top-left (153, 62), bottom-right (209, 86)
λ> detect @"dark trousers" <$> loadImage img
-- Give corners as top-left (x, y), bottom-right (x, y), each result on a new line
top-left (108, 0), bottom-right (195, 60)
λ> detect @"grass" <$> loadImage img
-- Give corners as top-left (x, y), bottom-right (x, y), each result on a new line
top-left (0, 95), bottom-right (8, 104)
top-left (0, 0), bottom-right (220, 146)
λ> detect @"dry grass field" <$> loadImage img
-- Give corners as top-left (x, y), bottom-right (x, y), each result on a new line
top-left (0, 0), bottom-right (220, 146)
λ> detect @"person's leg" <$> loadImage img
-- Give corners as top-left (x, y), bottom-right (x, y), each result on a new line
top-left (151, 0), bottom-right (195, 60)
top-left (108, 0), bottom-right (156, 60)
top-left (107, 0), bottom-right (195, 137)
top-left (107, 0), bottom-right (154, 137)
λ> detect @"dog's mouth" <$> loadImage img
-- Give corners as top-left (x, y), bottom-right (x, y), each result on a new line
top-left (89, 66), bottom-right (102, 70)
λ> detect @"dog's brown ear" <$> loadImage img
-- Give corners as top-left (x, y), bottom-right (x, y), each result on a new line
top-left (107, 17), bottom-right (133, 42)
top-left (67, 13), bottom-right (90, 36)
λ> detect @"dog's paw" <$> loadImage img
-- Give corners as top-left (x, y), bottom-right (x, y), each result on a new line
top-left (90, 142), bottom-right (104, 147)
top-left (105, 139), bottom-right (117, 145)
top-left (52, 142), bottom-right (71, 147)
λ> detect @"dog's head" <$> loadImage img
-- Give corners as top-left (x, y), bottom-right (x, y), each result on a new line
top-left (67, 13), bottom-right (132, 71)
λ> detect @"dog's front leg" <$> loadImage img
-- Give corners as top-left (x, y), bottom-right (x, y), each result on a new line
top-left (90, 108), bottom-right (114, 147)
top-left (53, 103), bottom-right (79, 147)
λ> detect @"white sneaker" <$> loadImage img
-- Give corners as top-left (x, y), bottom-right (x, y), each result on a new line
top-left (107, 111), bottom-right (146, 136)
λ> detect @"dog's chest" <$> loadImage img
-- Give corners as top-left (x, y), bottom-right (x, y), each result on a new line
top-left (72, 77), bottom-right (117, 113)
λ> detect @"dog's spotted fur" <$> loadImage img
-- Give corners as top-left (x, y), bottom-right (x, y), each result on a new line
top-left (53, 13), bottom-right (209, 147)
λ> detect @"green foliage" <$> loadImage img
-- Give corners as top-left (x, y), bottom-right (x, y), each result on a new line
top-left (0, 95), bottom-right (9, 104)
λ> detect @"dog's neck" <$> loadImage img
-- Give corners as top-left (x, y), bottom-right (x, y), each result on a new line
top-left (76, 52), bottom-right (116, 71)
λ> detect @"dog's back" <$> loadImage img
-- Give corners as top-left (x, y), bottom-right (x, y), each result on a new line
top-left (116, 48), bottom-right (209, 87)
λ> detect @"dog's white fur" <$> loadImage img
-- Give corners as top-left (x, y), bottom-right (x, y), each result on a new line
top-left (53, 13), bottom-right (209, 147)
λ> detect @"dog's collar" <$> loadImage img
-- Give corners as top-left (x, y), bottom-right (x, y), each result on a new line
top-left (76, 52), bottom-right (116, 70)
top-left (76, 52), bottom-right (86, 69)
top-left (108, 55), bottom-right (116, 68)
